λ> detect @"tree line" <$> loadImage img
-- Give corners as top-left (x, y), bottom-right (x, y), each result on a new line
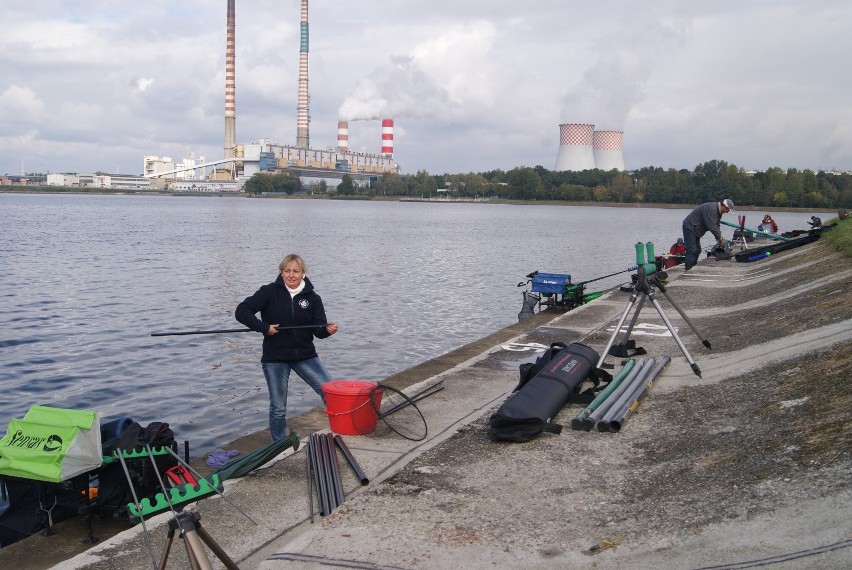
top-left (244, 160), bottom-right (852, 208)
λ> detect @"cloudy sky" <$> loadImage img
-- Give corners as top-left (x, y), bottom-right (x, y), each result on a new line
top-left (2, 0), bottom-right (850, 176)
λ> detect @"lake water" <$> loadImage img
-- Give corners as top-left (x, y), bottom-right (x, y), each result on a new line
top-left (0, 193), bottom-right (833, 453)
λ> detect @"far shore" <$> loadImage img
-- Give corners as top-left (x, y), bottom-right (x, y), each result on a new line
top-left (0, 187), bottom-right (835, 213)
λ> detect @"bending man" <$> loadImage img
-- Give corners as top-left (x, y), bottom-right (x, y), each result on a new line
top-left (681, 199), bottom-right (734, 270)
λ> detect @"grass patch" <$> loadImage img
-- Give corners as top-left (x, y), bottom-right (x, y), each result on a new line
top-left (821, 216), bottom-right (852, 258)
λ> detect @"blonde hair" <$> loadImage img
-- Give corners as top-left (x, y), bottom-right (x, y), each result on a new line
top-left (278, 253), bottom-right (306, 273)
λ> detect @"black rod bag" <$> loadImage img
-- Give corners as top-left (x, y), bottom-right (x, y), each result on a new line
top-left (489, 342), bottom-right (600, 442)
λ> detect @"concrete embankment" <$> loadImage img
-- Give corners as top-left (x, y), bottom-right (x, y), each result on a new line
top-left (2, 238), bottom-right (851, 569)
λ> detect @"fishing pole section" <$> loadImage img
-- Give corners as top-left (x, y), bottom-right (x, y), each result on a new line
top-left (150, 324), bottom-right (329, 337)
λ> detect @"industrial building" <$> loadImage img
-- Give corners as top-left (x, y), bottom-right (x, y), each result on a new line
top-left (554, 123), bottom-right (625, 172)
top-left (142, 0), bottom-right (398, 191)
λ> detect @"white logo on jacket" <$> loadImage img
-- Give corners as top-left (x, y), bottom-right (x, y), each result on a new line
top-left (298, 299), bottom-right (310, 309)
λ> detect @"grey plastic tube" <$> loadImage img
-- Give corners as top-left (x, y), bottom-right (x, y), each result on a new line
top-left (597, 358), bottom-right (657, 432)
top-left (583, 359), bottom-right (646, 430)
top-left (609, 356), bottom-right (670, 432)
top-left (571, 358), bottom-right (636, 430)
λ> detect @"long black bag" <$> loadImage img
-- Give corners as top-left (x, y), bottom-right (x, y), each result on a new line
top-left (489, 342), bottom-right (602, 442)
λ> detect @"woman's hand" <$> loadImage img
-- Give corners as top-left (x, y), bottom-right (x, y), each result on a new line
top-left (266, 324), bottom-right (279, 335)
top-left (326, 323), bottom-right (339, 335)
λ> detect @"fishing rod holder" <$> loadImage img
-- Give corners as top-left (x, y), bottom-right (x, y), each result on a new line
top-left (597, 242), bottom-right (710, 378)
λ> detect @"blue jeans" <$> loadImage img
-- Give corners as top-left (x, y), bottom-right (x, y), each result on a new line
top-left (262, 358), bottom-right (331, 441)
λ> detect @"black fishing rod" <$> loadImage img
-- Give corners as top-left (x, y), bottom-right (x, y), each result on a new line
top-left (575, 266), bottom-right (638, 286)
top-left (151, 324), bottom-right (329, 337)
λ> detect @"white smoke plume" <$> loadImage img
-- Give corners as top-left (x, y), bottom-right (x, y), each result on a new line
top-left (561, 16), bottom-right (689, 128)
top-left (338, 54), bottom-right (456, 122)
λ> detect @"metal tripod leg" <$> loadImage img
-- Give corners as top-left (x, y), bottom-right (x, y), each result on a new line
top-left (617, 292), bottom-right (647, 347)
top-left (596, 288), bottom-right (641, 368)
top-left (161, 511), bottom-right (240, 570)
top-left (646, 290), bottom-right (702, 377)
top-left (656, 286), bottom-right (712, 349)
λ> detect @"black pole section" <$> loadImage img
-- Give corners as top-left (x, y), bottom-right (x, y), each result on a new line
top-left (309, 434), bottom-right (329, 516)
top-left (151, 324), bottom-right (328, 337)
top-left (316, 433), bottom-right (336, 512)
top-left (305, 442), bottom-right (314, 523)
top-left (334, 435), bottom-right (369, 485)
top-left (324, 433), bottom-right (345, 508)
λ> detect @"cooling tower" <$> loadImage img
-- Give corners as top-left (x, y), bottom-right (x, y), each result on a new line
top-left (593, 130), bottom-right (625, 171)
top-left (224, 0), bottom-right (236, 159)
top-left (554, 123), bottom-right (595, 171)
top-left (381, 119), bottom-right (394, 157)
top-left (337, 121), bottom-right (349, 152)
top-left (296, 0), bottom-right (310, 149)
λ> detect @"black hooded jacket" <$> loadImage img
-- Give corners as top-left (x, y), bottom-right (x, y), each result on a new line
top-left (235, 275), bottom-right (331, 363)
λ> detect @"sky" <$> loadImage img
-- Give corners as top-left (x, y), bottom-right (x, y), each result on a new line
top-left (2, 0), bottom-right (851, 177)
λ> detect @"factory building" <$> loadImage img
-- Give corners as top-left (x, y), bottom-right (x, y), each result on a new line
top-left (143, 0), bottom-right (397, 188)
top-left (554, 123), bottom-right (625, 172)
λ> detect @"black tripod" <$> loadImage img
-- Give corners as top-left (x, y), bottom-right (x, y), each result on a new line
top-left (158, 511), bottom-right (239, 570)
top-left (597, 269), bottom-right (710, 378)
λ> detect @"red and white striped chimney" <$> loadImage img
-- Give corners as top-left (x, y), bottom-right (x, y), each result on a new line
top-left (592, 130), bottom-right (625, 171)
top-left (337, 121), bottom-right (349, 152)
top-left (554, 123), bottom-right (595, 171)
top-left (223, 0), bottom-right (236, 159)
top-left (381, 119), bottom-right (394, 157)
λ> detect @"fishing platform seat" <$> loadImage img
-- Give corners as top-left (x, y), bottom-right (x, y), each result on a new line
top-left (530, 272), bottom-right (597, 311)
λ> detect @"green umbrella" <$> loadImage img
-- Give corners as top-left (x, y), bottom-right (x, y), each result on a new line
top-left (212, 433), bottom-right (301, 481)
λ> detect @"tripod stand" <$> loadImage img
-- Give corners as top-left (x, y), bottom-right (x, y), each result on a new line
top-left (158, 510), bottom-right (239, 570)
top-left (597, 267), bottom-right (710, 378)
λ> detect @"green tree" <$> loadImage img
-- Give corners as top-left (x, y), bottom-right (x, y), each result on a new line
top-left (337, 174), bottom-right (355, 195)
top-left (506, 167), bottom-right (542, 200)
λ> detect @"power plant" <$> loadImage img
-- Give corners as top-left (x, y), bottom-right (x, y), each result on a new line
top-left (145, 0), bottom-right (398, 185)
top-left (554, 123), bottom-right (625, 172)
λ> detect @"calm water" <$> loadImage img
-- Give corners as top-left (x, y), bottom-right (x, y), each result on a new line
top-left (0, 193), bottom-right (832, 453)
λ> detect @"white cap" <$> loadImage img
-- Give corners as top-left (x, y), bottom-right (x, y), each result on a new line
top-left (722, 198), bottom-right (734, 211)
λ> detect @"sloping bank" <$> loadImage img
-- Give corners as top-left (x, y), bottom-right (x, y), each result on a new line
top-left (4, 238), bottom-right (851, 570)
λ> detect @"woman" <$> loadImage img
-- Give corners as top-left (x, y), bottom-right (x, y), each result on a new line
top-left (235, 254), bottom-right (339, 440)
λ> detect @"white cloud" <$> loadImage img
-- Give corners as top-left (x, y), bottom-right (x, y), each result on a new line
top-left (0, 0), bottom-right (850, 175)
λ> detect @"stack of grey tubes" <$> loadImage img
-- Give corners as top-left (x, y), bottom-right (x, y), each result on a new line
top-left (571, 356), bottom-right (671, 432)
top-left (305, 432), bottom-right (369, 519)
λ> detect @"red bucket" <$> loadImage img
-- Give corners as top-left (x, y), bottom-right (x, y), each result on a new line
top-left (322, 380), bottom-right (381, 435)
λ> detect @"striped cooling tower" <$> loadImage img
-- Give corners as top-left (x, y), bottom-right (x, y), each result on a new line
top-left (381, 119), bottom-right (394, 157)
top-left (337, 121), bottom-right (349, 152)
top-left (224, 0), bottom-right (236, 159)
top-left (554, 123), bottom-right (595, 171)
top-left (296, 0), bottom-right (310, 149)
top-left (593, 130), bottom-right (625, 171)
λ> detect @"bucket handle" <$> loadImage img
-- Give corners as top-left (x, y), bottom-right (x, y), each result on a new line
top-left (325, 393), bottom-right (379, 417)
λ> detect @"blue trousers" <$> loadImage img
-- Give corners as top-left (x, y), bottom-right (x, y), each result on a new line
top-left (262, 358), bottom-right (331, 440)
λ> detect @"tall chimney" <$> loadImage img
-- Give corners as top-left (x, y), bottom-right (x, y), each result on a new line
top-left (224, 0), bottom-right (236, 159)
top-left (554, 123), bottom-right (595, 171)
top-left (337, 121), bottom-right (349, 152)
top-left (296, 0), bottom-right (310, 149)
top-left (381, 119), bottom-right (394, 157)
top-left (592, 130), bottom-right (625, 171)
